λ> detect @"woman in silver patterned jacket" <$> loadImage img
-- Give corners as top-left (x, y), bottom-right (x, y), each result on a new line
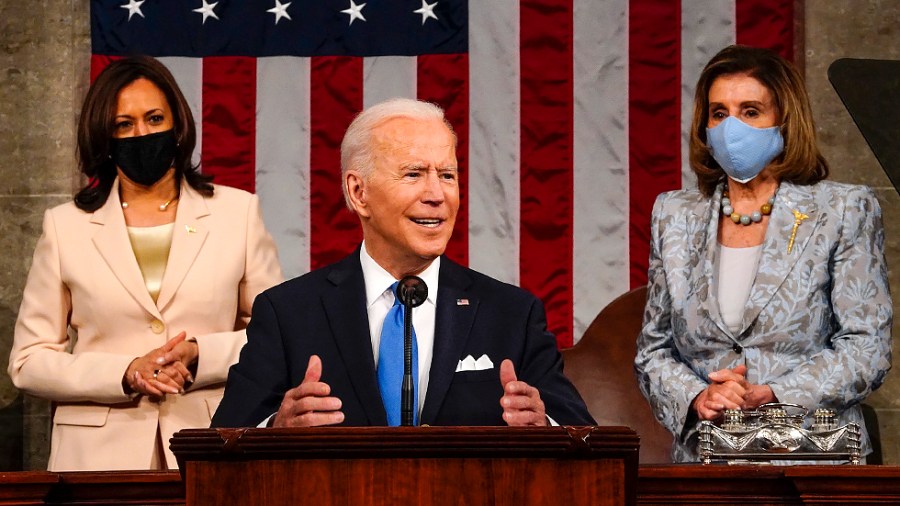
top-left (634, 45), bottom-right (892, 462)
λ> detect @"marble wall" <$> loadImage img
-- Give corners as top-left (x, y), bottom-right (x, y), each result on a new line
top-left (0, 0), bottom-right (897, 469)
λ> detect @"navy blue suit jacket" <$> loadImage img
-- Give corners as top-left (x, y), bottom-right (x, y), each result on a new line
top-left (211, 250), bottom-right (594, 428)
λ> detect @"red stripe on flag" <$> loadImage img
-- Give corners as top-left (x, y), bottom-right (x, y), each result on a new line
top-left (201, 57), bottom-right (257, 193)
top-left (736, 0), bottom-right (795, 61)
top-left (520, 0), bottom-right (574, 348)
top-left (90, 55), bottom-right (122, 83)
top-left (417, 53), bottom-right (470, 267)
top-left (628, 1), bottom-right (682, 289)
top-left (309, 56), bottom-right (364, 269)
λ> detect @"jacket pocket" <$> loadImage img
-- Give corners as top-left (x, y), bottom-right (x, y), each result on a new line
top-left (452, 369), bottom-right (499, 383)
top-left (53, 404), bottom-right (110, 427)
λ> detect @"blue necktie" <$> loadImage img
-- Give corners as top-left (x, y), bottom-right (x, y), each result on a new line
top-left (377, 282), bottom-right (419, 426)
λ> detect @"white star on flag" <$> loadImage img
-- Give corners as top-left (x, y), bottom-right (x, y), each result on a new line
top-left (193, 0), bottom-right (220, 24)
top-left (267, 0), bottom-right (292, 24)
top-left (341, 0), bottom-right (366, 26)
top-left (120, 0), bottom-right (145, 21)
top-left (413, 0), bottom-right (438, 25)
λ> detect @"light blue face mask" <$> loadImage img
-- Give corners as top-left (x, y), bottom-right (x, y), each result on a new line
top-left (706, 116), bottom-right (784, 183)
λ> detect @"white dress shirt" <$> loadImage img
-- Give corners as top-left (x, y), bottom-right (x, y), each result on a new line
top-left (360, 241), bottom-right (440, 418)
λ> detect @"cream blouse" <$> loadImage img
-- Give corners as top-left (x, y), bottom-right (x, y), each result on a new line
top-left (127, 223), bottom-right (175, 303)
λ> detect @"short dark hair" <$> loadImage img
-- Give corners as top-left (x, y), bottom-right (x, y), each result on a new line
top-left (689, 45), bottom-right (829, 196)
top-left (74, 56), bottom-right (212, 211)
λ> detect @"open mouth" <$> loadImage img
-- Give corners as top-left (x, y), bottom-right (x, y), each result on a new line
top-left (411, 218), bottom-right (443, 228)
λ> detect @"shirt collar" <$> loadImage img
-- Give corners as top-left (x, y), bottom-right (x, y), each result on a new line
top-left (360, 241), bottom-right (440, 308)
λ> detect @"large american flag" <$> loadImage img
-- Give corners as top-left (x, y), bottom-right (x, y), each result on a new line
top-left (91, 0), bottom-right (796, 347)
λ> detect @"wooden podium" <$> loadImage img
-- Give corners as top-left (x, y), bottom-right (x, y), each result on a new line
top-left (170, 426), bottom-right (638, 506)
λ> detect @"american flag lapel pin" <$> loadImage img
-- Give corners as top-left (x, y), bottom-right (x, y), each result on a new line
top-left (456, 298), bottom-right (469, 306)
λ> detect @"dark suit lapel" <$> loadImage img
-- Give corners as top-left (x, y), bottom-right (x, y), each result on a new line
top-left (321, 251), bottom-right (387, 425)
top-left (740, 182), bottom-right (819, 333)
top-left (421, 258), bottom-right (478, 425)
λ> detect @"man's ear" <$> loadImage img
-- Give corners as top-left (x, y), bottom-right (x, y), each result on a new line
top-left (345, 170), bottom-right (370, 218)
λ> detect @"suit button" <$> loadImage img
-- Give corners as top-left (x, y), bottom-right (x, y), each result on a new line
top-left (732, 343), bottom-right (743, 354)
top-left (150, 320), bottom-right (165, 334)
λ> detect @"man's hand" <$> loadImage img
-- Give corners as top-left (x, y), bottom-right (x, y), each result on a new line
top-left (273, 355), bottom-right (345, 427)
top-left (499, 359), bottom-right (547, 426)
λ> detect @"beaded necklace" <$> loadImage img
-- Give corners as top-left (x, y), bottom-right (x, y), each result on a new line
top-left (721, 189), bottom-right (775, 226)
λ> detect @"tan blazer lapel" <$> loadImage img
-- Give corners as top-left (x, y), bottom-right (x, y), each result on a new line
top-left (696, 184), bottom-right (732, 336)
top-left (91, 179), bottom-right (161, 318)
top-left (156, 182), bottom-right (210, 311)
top-left (740, 182), bottom-right (819, 333)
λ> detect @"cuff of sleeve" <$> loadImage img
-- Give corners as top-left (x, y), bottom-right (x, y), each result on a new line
top-left (259, 413), bottom-right (276, 428)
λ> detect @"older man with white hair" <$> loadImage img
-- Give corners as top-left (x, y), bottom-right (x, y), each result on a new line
top-left (212, 98), bottom-right (593, 428)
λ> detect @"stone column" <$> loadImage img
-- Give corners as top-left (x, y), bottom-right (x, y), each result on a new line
top-left (0, 0), bottom-right (90, 470)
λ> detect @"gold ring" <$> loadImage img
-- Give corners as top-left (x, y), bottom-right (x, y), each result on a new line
top-left (153, 369), bottom-right (160, 379)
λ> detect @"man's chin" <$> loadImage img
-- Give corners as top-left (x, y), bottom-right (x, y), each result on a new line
top-left (409, 244), bottom-right (448, 264)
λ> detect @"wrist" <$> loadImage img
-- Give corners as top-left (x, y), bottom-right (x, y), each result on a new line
top-left (763, 385), bottom-right (776, 404)
top-left (122, 358), bottom-right (139, 395)
top-left (185, 338), bottom-right (199, 365)
top-left (185, 339), bottom-right (199, 387)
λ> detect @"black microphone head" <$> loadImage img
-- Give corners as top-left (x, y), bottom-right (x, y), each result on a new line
top-left (396, 276), bottom-right (428, 308)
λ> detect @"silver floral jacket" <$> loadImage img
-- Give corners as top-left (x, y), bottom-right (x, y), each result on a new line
top-left (634, 180), bottom-right (892, 462)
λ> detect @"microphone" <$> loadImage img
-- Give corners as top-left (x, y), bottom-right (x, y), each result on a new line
top-left (397, 276), bottom-right (428, 307)
top-left (396, 276), bottom-right (427, 426)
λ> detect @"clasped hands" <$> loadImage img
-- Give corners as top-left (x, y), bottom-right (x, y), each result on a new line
top-left (123, 332), bottom-right (200, 398)
top-left (272, 355), bottom-right (548, 427)
top-left (692, 364), bottom-right (776, 421)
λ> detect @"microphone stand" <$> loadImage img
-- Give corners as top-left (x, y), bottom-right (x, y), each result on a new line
top-left (397, 276), bottom-right (427, 427)
top-left (401, 297), bottom-right (415, 426)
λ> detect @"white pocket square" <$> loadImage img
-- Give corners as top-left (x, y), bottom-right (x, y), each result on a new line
top-left (455, 354), bottom-right (494, 372)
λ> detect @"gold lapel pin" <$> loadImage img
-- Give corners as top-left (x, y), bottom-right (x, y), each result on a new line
top-left (185, 225), bottom-right (196, 234)
top-left (787, 209), bottom-right (809, 254)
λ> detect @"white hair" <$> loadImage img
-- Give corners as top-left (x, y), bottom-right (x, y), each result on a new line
top-left (340, 97), bottom-right (455, 208)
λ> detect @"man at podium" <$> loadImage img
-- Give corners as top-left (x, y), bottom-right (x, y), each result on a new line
top-left (212, 98), bottom-right (594, 429)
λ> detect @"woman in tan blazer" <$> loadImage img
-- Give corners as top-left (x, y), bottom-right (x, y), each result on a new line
top-left (8, 56), bottom-right (283, 471)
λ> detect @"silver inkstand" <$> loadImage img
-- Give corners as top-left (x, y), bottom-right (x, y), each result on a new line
top-left (698, 403), bottom-right (861, 465)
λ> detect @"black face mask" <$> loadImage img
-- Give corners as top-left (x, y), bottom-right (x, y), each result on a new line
top-left (109, 129), bottom-right (177, 186)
